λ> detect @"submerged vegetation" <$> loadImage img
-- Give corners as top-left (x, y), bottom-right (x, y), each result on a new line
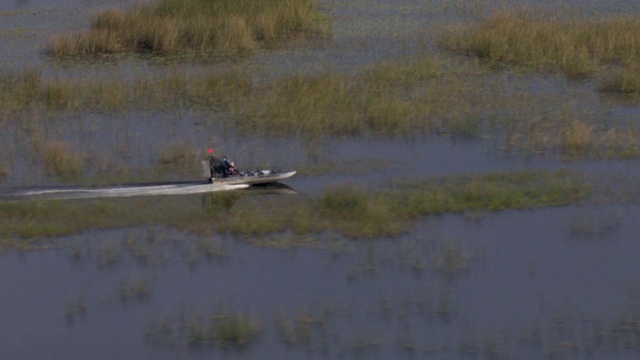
top-left (147, 307), bottom-right (261, 348)
top-left (46, 0), bottom-right (329, 57)
top-left (0, 170), bottom-right (591, 247)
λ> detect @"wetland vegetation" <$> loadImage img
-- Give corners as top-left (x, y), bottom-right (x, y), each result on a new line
top-left (438, 9), bottom-right (640, 78)
top-left (45, 0), bottom-right (330, 57)
top-left (4, 55), bottom-right (640, 178)
top-left (0, 170), bottom-right (591, 247)
top-left (4, 0), bottom-right (640, 359)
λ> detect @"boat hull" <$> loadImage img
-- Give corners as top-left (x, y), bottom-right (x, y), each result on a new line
top-left (211, 170), bottom-right (296, 186)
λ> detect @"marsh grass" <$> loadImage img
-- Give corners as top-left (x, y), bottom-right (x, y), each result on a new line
top-left (234, 58), bottom-right (639, 157)
top-left (4, 57), bottom-right (640, 159)
top-left (599, 67), bottom-right (640, 95)
top-left (46, 0), bottom-right (329, 57)
top-left (364, 59), bottom-right (441, 89)
top-left (183, 309), bottom-right (260, 348)
top-left (157, 142), bottom-right (199, 176)
top-left (0, 170), bottom-right (592, 244)
top-left (222, 170), bottom-right (591, 238)
top-left (42, 140), bottom-right (86, 180)
top-left (97, 240), bottom-right (121, 265)
top-left (0, 70), bottom-right (41, 113)
top-left (236, 59), bottom-right (442, 136)
top-left (274, 307), bottom-right (329, 346)
top-left (214, 310), bottom-right (260, 348)
top-left (0, 69), bottom-right (251, 115)
top-left (438, 10), bottom-right (640, 78)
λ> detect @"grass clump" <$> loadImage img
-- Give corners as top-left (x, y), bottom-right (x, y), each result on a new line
top-left (184, 309), bottom-right (260, 348)
top-left (397, 170), bottom-right (589, 215)
top-left (599, 68), bottom-right (640, 95)
top-left (46, 0), bottom-right (329, 57)
top-left (42, 140), bottom-right (86, 180)
top-left (214, 311), bottom-right (260, 348)
top-left (0, 70), bottom-right (41, 113)
top-left (364, 59), bottom-right (441, 89)
top-left (438, 10), bottom-right (640, 77)
top-left (320, 185), bottom-right (369, 218)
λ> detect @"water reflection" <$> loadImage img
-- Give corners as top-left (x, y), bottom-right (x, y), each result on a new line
top-left (201, 183), bottom-right (296, 210)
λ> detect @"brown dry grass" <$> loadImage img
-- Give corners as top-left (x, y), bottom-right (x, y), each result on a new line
top-left (42, 140), bottom-right (86, 180)
top-left (438, 10), bottom-right (640, 77)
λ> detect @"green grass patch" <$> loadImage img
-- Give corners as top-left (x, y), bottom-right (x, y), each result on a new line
top-left (438, 10), bottom-right (640, 77)
top-left (46, 0), bottom-right (330, 57)
top-left (0, 170), bottom-right (592, 247)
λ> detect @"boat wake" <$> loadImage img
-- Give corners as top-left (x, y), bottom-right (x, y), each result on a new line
top-left (0, 182), bottom-right (250, 201)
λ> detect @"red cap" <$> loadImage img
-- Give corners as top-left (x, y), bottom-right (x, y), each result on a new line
top-left (208, 148), bottom-right (214, 154)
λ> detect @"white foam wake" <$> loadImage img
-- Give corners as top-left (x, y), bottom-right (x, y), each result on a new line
top-left (14, 183), bottom-right (249, 200)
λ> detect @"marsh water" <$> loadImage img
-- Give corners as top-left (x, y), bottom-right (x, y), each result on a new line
top-left (3, 0), bottom-right (640, 359)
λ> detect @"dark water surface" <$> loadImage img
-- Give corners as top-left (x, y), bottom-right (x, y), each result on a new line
top-left (2, 205), bottom-right (640, 359)
top-left (3, 0), bottom-right (640, 359)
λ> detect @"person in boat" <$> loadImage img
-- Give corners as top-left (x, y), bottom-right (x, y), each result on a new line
top-left (206, 148), bottom-right (244, 177)
top-left (206, 148), bottom-right (227, 177)
top-left (222, 155), bottom-right (237, 175)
